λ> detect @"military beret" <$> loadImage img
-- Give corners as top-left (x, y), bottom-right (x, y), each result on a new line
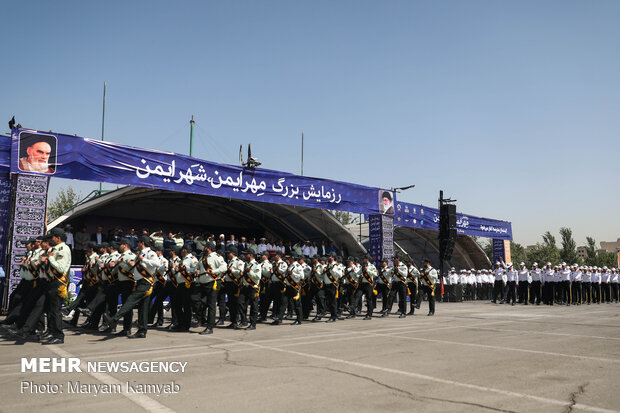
top-left (41, 234), bottom-right (53, 242)
top-left (422, 257), bottom-right (431, 263)
top-left (205, 241), bottom-right (216, 251)
top-left (347, 256), bottom-right (354, 262)
top-left (110, 241), bottom-right (119, 249)
top-left (153, 245), bottom-right (163, 252)
top-left (26, 238), bottom-right (38, 244)
top-left (119, 238), bottom-right (131, 245)
top-left (226, 246), bottom-right (238, 255)
top-left (181, 244), bottom-right (192, 251)
top-left (87, 241), bottom-right (97, 249)
top-left (138, 235), bottom-right (151, 244)
top-left (100, 242), bottom-right (109, 248)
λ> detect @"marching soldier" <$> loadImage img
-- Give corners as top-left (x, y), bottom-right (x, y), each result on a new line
top-left (109, 238), bottom-right (137, 336)
top-left (406, 259), bottom-right (419, 314)
top-left (418, 258), bottom-right (437, 316)
top-left (389, 257), bottom-right (408, 318)
top-left (305, 255), bottom-right (325, 320)
top-left (275, 255), bottom-right (304, 325)
top-left (322, 254), bottom-right (342, 322)
top-left (355, 256), bottom-right (376, 320)
top-left (64, 242), bottom-right (98, 326)
top-left (238, 251), bottom-right (261, 330)
top-left (100, 236), bottom-right (159, 338)
top-left (148, 246), bottom-right (169, 327)
top-left (342, 257), bottom-right (359, 318)
top-left (197, 242), bottom-right (227, 335)
top-left (257, 252), bottom-right (273, 321)
top-left (11, 228), bottom-right (71, 344)
top-left (171, 245), bottom-right (199, 331)
top-left (2, 239), bottom-right (37, 327)
top-left (376, 259), bottom-right (392, 317)
top-left (259, 253), bottom-right (287, 322)
top-left (224, 246), bottom-right (244, 329)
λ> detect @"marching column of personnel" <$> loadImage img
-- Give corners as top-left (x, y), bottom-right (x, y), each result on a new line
top-left (2, 229), bottom-right (618, 344)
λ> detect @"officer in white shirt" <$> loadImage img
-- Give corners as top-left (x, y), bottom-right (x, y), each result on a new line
top-left (529, 263), bottom-right (543, 305)
top-left (558, 263), bottom-right (572, 305)
top-left (517, 262), bottom-right (530, 305)
top-left (582, 266), bottom-right (592, 304)
top-left (491, 262), bottom-right (506, 304)
top-left (610, 268), bottom-right (619, 303)
top-left (502, 262), bottom-right (518, 305)
top-left (570, 264), bottom-right (582, 305)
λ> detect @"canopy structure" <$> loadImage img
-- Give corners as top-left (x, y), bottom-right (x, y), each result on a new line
top-left (347, 222), bottom-right (491, 269)
top-left (48, 186), bottom-right (367, 256)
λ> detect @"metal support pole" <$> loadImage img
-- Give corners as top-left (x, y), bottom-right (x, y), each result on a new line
top-left (189, 115), bottom-right (195, 157)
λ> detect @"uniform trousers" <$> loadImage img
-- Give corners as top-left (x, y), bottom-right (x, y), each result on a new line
top-left (407, 281), bottom-right (418, 313)
top-left (113, 279), bottom-right (151, 334)
top-left (278, 286), bottom-right (302, 322)
top-left (238, 285), bottom-right (258, 327)
top-left (530, 281), bottom-right (542, 304)
top-left (323, 283), bottom-right (339, 320)
top-left (197, 281), bottom-right (218, 329)
top-left (375, 283), bottom-right (390, 312)
top-left (389, 280), bottom-right (407, 314)
top-left (352, 282), bottom-right (374, 317)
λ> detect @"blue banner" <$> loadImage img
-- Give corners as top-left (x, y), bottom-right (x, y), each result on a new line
top-left (0, 135), bottom-right (10, 172)
top-left (11, 128), bottom-right (388, 216)
top-left (0, 173), bottom-right (11, 268)
top-left (394, 200), bottom-right (512, 240)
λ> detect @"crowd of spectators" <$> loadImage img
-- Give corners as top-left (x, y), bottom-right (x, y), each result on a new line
top-left (61, 224), bottom-right (350, 265)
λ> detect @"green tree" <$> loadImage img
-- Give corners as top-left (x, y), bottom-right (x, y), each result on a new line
top-left (584, 237), bottom-right (598, 266)
top-left (542, 231), bottom-right (557, 248)
top-left (596, 251), bottom-right (618, 268)
top-left (559, 227), bottom-right (579, 264)
top-left (510, 242), bottom-right (527, 266)
top-left (526, 230), bottom-right (561, 266)
top-left (47, 187), bottom-right (81, 223)
top-left (331, 210), bottom-right (358, 226)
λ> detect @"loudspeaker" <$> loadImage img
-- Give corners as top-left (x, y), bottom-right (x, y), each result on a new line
top-left (440, 204), bottom-right (456, 227)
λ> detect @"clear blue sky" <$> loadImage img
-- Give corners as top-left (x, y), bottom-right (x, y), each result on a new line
top-left (2, 0), bottom-right (619, 247)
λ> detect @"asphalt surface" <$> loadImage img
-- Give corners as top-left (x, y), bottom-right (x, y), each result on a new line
top-left (1, 301), bottom-right (619, 413)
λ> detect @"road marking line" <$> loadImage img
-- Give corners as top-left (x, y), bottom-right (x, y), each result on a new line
top-left (213, 336), bottom-right (620, 413)
top-left (46, 345), bottom-right (176, 413)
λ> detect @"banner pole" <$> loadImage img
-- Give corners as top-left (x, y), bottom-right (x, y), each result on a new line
top-left (99, 81), bottom-right (106, 194)
top-left (189, 115), bottom-right (195, 157)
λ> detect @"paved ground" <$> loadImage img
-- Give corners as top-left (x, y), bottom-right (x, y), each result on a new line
top-left (1, 301), bottom-right (619, 413)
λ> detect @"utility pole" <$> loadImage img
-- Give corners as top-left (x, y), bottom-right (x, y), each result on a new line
top-left (189, 115), bottom-right (195, 157)
top-left (301, 131), bottom-right (304, 176)
top-left (99, 81), bottom-right (106, 194)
